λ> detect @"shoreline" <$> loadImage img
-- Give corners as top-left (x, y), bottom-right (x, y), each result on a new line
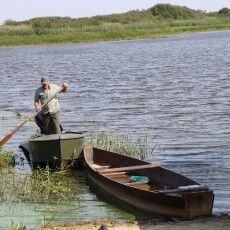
top-left (0, 28), bottom-right (229, 49)
top-left (36, 214), bottom-right (230, 230)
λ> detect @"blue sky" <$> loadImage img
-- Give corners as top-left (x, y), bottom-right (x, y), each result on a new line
top-left (0, 0), bottom-right (229, 24)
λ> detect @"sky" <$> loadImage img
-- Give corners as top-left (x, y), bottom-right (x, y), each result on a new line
top-left (0, 0), bottom-right (230, 24)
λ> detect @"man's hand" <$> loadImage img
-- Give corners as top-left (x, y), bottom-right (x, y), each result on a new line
top-left (62, 82), bottom-right (68, 92)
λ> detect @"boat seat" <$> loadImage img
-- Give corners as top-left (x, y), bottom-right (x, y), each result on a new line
top-left (124, 181), bottom-right (148, 186)
top-left (103, 171), bottom-right (127, 176)
top-left (91, 163), bottom-right (111, 170)
top-left (158, 185), bottom-right (209, 194)
top-left (98, 164), bottom-right (160, 174)
top-left (124, 181), bottom-right (164, 191)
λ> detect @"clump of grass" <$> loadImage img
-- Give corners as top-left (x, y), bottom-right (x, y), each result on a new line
top-left (9, 221), bottom-right (27, 230)
top-left (0, 150), bottom-right (15, 169)
top-left (0, 167), bottom-right (79, 203)
top-left (90, 132), bottom-right (158, 160)
top-left (14, 111), bottom-right (22, 118)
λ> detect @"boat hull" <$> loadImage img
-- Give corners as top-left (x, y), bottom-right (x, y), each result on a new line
top-left (84, 146), bottom-right (214, 219)
top-left (20, 133), bottom-right (84, 169)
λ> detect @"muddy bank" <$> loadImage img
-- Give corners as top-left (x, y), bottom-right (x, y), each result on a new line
top-left (37, 215), bottom-right (230, 230)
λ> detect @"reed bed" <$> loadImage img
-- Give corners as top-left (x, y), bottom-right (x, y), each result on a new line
top-left (0, 167), bottom-right (79, 203)
top-left (90, 131), bottom-right (159, 160)
top-left (0, 17), bottom-right (229, 46)
top-left (0, 150), bottom-right (15, 169)
top-left (0, 150), bottom-right (79, 229)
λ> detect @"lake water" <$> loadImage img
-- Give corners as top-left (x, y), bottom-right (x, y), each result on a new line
top-left (0, 30), bottom-right (229, 228)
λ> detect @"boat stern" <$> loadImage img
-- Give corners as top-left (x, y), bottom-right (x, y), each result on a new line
top-left (183, 190), bottom-right (214, 219)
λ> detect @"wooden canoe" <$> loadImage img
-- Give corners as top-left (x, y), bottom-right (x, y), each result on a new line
top-left (20, 132), bottom-right (84, 169)
top-left (84, 146), bottom-right (214, 219)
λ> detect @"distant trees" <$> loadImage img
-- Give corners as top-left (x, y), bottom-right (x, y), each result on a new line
top-left (2, 4), bottom-right (229, 31)
top-left (32, 20), bottom-right (52, 29)
top-left (4, 19), bottom-right (18, 26)
top-left (28, 17), bottom-right (100, 30)
top-left (218, 7), bottom-right (230, 15)
top-left (150, 4), bottom-right (204, 19)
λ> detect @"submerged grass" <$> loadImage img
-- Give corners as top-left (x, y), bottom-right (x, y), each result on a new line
top-left (0, 150), bottom-right (15, 169)
top-left (0, 167), bottom-right (79, 203)
top-left (0, 149), bottom-right (80, 229)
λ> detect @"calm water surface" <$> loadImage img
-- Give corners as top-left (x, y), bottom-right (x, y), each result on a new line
top-left (0, 31), bottom-right (229, 228)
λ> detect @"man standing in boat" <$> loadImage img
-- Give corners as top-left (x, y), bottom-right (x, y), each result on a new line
top-left (34, 76), bottom-right (68, 135)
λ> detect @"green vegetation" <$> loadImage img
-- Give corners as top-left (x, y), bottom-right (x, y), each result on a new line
top-left (0, 132), bottom-right (157, 228)
top-left (0, 161), bottom-right (79, 229)
top-left (150, 4), bottom-right (204, 19)
top-left (0, 4), bottom-right (229, 46)
top-left (0, 167), bottom-right (79, 203)
top-left (0, 150), bottom-right (15, 169)
top-left (0, 131), bottom-right (155, 203)
top-left (14, 110), bottom-right (22, 118)
top-left (90, 132), bottom-right (158, 160)
top-left (218, 7), bottom-right (230, 16)
top-left (0, 149), bottom-right (78, 203)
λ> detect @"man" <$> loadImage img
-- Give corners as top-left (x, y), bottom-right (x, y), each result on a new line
top-left (34, 76), bottom-right (68, 135)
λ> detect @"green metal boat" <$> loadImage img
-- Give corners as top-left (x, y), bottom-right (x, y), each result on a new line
top-left (19, 132), bottom-right (84, 169)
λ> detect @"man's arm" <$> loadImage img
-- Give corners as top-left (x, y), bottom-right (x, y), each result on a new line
top-left (34, 100), bottom-right (41, 112)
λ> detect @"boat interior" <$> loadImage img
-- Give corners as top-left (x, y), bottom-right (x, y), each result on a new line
top-left (92, 162), bottom-right (175, 192)
top-left (91, 162), bottom-right (209, 194)
top-left (87, 148), bottom-right (208, 194)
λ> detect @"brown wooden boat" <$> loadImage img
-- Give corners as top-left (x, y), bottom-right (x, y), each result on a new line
top-left (84, 146), bottom-right (214, 219)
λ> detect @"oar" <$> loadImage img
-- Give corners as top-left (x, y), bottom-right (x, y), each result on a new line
top-left (0, 86), bottom-right (64, 147)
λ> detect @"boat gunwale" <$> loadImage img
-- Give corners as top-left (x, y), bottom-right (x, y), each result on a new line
top-left (29, 133), bottom-right (84, 142)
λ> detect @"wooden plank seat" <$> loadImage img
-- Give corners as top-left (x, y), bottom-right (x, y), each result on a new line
top-left (91, 163), bottom-right (111, 170)
top-left (158, 185), bottom-right (209, 194)
top-left (98, 164), bottom-right (160, 174)
top-left (103, 172), bottom-right (127, 177)
top-left (124, 181), bottom-right (150, 190)
top-left (124, 181), bottom-right (148, 186)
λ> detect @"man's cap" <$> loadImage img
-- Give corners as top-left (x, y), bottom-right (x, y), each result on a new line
top-left (41, 76), bottom-right (49, 84)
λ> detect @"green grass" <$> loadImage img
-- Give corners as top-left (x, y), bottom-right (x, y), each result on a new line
top-left (90, 131), bottom-right (158, 160)
top-left (0, 147), bottom-right (79, 204)
top-left (0, 150), bottom-right (15, 169)
top-left (0, 8), bottom-right (229, 47)
top-left (0, 167), bottom-right (79, 203)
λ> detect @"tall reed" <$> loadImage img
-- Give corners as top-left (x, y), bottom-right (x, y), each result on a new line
top-left (0, 150), bottom-right (15, 169)
top-left (0, 167), bottom-right (79, 203)
top-left (90, 131), bottom-right (159, 160)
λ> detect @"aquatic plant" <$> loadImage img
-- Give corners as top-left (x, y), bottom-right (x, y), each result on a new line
top-left (0, 150), bottom-right (15, 169)
top-left (0, 167), bottom-right (79, 203)
top-left (14, 111), bottom-right (22, 118)
top-left (9, 221), bottom-right (27, 230)
top-left (90, 132), bottom-right (159, 160)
